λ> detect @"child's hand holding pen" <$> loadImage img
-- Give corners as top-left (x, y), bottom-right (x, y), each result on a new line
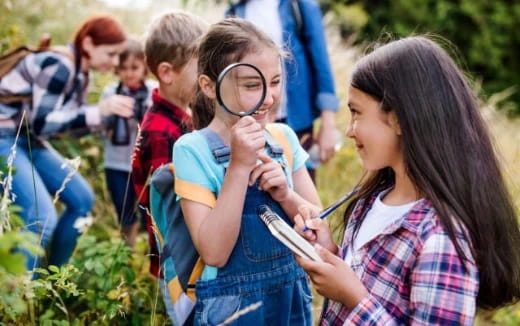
top-left (294, 188), bottom-right (358, 254)
top-left (293, 205), bottom-right (339, 255)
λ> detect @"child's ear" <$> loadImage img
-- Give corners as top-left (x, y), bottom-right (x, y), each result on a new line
top-left (198, 74), bottom-right (216, 99)
top-left (388, 111), bottom-right (401, 136)
top-left (157, 62), bottom-right (174, 85)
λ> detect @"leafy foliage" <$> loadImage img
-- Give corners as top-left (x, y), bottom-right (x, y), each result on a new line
top-left (322, 0), bottom-right (520, 114)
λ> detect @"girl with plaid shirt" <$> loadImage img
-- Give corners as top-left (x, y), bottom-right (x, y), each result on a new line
top-left (294, 36), bottom-right (520, 325)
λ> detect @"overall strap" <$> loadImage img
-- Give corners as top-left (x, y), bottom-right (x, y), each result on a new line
top-left (200, 127), bottom-right (286, 163)
top-left (199, 127), bottom-right (230, 163)
top-left (263, 129), bottom-right (284, 158)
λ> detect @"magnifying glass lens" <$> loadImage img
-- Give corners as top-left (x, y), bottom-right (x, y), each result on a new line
top-left (218, 64), bottom-right (266, 116)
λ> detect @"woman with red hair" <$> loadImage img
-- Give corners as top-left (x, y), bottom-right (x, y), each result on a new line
top-left (0, 14), bottom-right (133, 272)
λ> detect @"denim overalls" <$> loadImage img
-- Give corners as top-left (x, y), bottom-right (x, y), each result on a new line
top-left (194, 128), bottom-right (312, 326)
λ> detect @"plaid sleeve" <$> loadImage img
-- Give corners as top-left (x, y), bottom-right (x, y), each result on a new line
top-left (31, 54), bottom-right (88, 136)
top-left (409, 232), bottom-right (478, 325)
top-left (345, 232), bottom-right (478, 325)
top-left (343, 294), bottom-right (396, 326)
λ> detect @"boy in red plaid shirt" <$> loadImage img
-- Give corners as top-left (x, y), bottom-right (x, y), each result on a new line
top-left (131, 11), bottom-right (206, 317)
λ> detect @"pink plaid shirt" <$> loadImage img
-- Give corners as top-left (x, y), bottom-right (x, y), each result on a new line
top-left (321, 189), bottom-right (479, 325)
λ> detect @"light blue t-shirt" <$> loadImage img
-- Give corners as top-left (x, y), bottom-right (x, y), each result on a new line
top-left (173, 123), bottom-right (308, 205)
top-left (172, 123), bottom-right (308, 280)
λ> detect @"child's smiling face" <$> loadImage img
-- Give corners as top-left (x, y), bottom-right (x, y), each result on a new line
top-left (346, 86), bottom-right (402, 171)
top-left (117, 54), bottom-right (147, 89)
top-left (219, 47), bottom-right (282, 128)
top-left (242, 47), bottom-right (282, 127)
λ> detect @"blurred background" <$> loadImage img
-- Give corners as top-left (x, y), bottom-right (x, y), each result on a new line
top-left (0, 0), bottom-right (518, 324)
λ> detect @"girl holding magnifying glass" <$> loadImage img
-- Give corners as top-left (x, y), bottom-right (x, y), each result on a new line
top-left (173, 18), bottom-right (321, 325)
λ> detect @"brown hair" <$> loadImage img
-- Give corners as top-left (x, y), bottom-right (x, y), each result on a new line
top-left (116, 38), bottom-right (147, 74)
top-left (144, 11), bottom-right (207, 77)
top-left (346, 36), bottom-right (520, 309)
top-left (193, 18), bottom-right (280, 129)
top-left (73, 14), bottom-right (126, 59)
top-left (119, 38), bottom-right (145, 63)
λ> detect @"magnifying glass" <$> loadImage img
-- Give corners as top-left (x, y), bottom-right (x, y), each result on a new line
top-left (216, 63), bottom-right (267, 117)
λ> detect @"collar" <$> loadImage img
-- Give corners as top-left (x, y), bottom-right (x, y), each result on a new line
top-left (151, 88), bottom-right (192, 128)
top-left (349, 187), bottom-right (432, 236)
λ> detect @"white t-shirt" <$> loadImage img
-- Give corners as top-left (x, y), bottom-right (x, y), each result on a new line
top-left (245, 0), bottom-right (283, 47)
top-left (244, 0), bottom-right (287, 119)
top-left (344, 193), bottom-right (420, 265)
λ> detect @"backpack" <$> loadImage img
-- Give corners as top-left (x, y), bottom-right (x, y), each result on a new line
top-left (148, 125), bottom-right (294, 325)
top-left (0, 36), bottom-right (75, 104)
top-left (149, 163), bottom-right (203, 326)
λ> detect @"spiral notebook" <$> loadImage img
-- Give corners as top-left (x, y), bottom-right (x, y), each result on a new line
top-left (257, 205), bottom-right (323, 262)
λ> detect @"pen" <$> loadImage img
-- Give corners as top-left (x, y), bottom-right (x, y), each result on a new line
top-left (302, 188), bottom-right (358, 232)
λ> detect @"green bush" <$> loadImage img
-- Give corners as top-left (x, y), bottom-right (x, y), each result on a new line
top-left (324, 0), bottom-right (520, 114)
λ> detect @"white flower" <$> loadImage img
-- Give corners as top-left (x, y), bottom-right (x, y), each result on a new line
top-left (73, 215), bottom-right (94, 233)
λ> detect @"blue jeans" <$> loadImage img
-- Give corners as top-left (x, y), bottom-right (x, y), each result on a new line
top-left (0, 136), bottom-right (94, 269)
top-left (105, 168), bottom-right (139, 227)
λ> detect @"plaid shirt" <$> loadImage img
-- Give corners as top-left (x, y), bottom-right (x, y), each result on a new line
top-left (131, 88), bottom-right (192, 277)
top-left (321, 188), bottom-right (479, 325)
top-left (0, 48), bottom-right (96, 136)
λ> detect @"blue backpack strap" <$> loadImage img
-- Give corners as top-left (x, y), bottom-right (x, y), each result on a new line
top-left (199, 127), bottom-right (230, 163)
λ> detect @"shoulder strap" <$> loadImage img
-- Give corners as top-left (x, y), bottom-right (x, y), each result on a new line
top-left (290, 0), bottom-right (305, 42)
top-left (263, 129), bottom-right (284, 157)
top-left (200, 126), bottom-right (289, 164)
top-left (199, 128), bottom-right (230, 163)
top-left (0, 47), bottom-right (35, 104)
top-left (265, 124), bottom-right (294, 169)
top-left (0, 46), bottom-right (34, 78)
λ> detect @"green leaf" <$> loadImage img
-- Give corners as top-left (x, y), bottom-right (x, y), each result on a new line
top-left (48, 265), bottom-right (60, 273)
top-left (0, 251), bottom-right (26, 274)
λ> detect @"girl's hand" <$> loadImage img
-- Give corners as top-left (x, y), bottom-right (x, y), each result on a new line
top-left (250, 153), bottom-right (289, 202)
top-left (294, 205), bottom-right (337, 253)
top-left (295, 244), bottom-right (369, 310)
top-left (229, 116), bottom-right (265, 170)
top-left (99, 94), bottom-right (134, 118)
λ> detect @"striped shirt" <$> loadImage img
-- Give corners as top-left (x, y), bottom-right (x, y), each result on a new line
top-left (321, 188), bottom-right (479, 325)
top-left (0, 48), bottom-right (100, 137)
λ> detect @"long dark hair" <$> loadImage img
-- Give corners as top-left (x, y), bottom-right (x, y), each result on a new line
top-left (192, 18), bottom-right (279, 129)
top-left (345, 36), bottom-right (520, 309)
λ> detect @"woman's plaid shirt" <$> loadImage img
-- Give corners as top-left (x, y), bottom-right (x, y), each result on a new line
top-left (0, 50), bottom-right (94, 136)
top-left (320, 189), bottom-right (479, 325)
